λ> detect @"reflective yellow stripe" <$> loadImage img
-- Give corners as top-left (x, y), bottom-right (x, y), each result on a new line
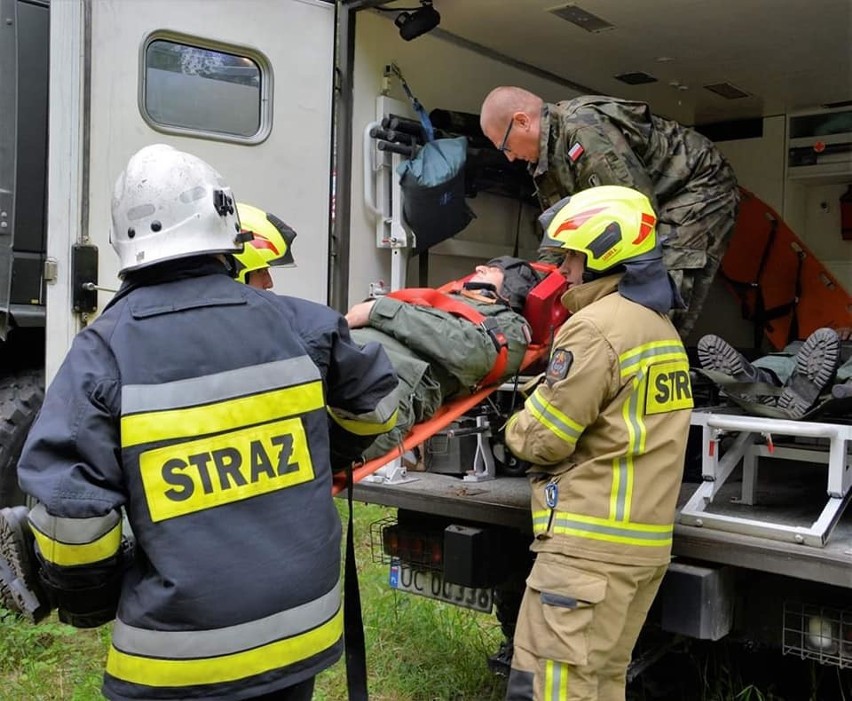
top-left (620, 374), bottom-right (644, 522)
top-left (609, 455), bottom-right (622, 522)
top-left (328, 407), bottom-right (398, 436)
top-left (527, 391), bottom-right (583, 444)
top-left (31, 522), bottom-right (122, 567)
top-left (121, 382), bottom-right (324, 448)
top-left (557, 511), bottom-right (672, 531)
top-left (106, 606), bottom-right (342, 687)
top-left (532, 509), bottom-right (550, 533)
top-left (140, 417), bottom-right (316, 522)
top-left (545, 659), bottom-right (569, 700)
top-left (619, 341), bottom-right (688, 380)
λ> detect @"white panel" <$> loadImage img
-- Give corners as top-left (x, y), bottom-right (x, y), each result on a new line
top-left (715, 116), bottom-right (785, 212)
top-left (45, 0), bottom-right (85, 383)
top-left (85, 0), bottom-right (334, 311)
top-left (348, 11), bottom-right (573, 307)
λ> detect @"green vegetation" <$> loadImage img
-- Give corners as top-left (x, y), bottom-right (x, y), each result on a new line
top-left (0, 608), bottom-right (107, 699)
top-left (0, 503), bottom-right (505, 701)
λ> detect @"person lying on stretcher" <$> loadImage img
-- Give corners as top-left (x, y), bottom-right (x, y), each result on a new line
top-left (345, 257), bottom-right (541, 460)
top-left (229, 204), bottom-right (542, 462)
top-left (696, 326), bottom-right (852, 418)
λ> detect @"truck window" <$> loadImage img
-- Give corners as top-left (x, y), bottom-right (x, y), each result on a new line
top-left (141, 35), bottom-right (271, 143)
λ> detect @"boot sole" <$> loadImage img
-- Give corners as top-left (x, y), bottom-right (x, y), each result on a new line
top-left (777, 328), bottom-right (841, 418)
top-left (697, 335), bottom-right (775, 404)
top-left (697, 335), bottom-right (749, 379)
top-left (0, 506), bottom-right (49, 623)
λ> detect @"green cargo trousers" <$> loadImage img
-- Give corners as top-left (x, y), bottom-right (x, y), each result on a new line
top-left (506, 552), bottom-right (668, 701)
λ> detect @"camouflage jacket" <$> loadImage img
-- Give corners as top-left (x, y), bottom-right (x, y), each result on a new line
top-left (363, 292), bottom-right (530, 393)
top-left (533, 97), bottom-right (738, 227)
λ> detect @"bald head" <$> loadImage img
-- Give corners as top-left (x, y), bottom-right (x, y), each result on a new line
top-left (480, 86), bottom-right (544, 163)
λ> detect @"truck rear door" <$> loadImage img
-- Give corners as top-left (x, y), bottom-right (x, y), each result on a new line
top-left (47, 0), bottom-right (335, 378)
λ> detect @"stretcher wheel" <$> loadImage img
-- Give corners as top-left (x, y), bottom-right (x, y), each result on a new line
top-left (491, 440), bottom-right (529, 477)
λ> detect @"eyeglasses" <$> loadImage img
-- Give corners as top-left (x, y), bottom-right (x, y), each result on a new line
top-left (497, 119), bottom-right (514, 153)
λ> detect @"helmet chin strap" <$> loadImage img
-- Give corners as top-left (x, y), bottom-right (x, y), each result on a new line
top-left (462, 280), bottom-right (512, 307)
top-left (582, 264), bottom-right (624, 284)
top-left (221, 253), bottom-right (239, 278)
top-left (463, 281), bottom-right (498, 294)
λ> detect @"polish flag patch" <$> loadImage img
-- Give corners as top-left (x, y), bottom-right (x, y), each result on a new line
top-left (568, 143), bottom-right (584, 162)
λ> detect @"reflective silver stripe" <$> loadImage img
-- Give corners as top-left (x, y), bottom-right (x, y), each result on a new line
top-left (545, 659), bottom-right (569, 700)
top-left (122, 357), bottom-right (321, 415)
top-left (328, 388), bottom-right (398, 426)
top-left (111, 582), bottom-right (341, 659)
top-left (29, 503), bottom-right (121, 544)
top-left (614, 379), bottom-right (643, 521)
top-left (552, 514), bottom-right (672, 542)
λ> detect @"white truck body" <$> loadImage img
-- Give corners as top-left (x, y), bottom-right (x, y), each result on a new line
top-left (3, 0), bottom-right (850, 668)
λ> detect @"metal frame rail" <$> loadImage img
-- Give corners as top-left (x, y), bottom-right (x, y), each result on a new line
top-left (680, 411), bottom-right (852, 547)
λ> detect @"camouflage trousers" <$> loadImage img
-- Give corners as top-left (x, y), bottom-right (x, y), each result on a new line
top-left (350, 328), bottom-right (445, 460)
top-left (506, 552), bottom-right (668, 701)
top-left (663, 198), bottom-right (739, 338)
top-left (754, 341), bottom-right (852, 384)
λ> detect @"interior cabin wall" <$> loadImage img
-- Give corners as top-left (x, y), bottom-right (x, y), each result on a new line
top-left (350, 12), bottom-right (849, 352)
top-left (348, 11), bottom-right (575, 305)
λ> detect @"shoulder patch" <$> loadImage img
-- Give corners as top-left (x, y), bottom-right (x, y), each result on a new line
top-left (568, 142), bottom-right (584, 162)
top-left (545, 348), bottom-right (573, 386)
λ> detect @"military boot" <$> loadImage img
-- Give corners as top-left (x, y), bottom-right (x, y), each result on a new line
top-left (0, 506), bottom-right (50, 623)
top-left (777, 328), bottom-right (841, 418)
top-left (697, 335), bottom-right (779, 385)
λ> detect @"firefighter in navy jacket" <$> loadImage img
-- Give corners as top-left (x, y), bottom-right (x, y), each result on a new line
top-left (0, 144), bottom-right (398, 701)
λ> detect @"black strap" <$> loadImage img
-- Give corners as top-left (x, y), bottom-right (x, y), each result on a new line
top-left (718, 215), bottom-right (793, 348)
top-left (785, 247), bottom-right (806, 345)
top-left (388, 63), bottom-right (434, 143)
top-left (344, 463), bottom-right (369, 701)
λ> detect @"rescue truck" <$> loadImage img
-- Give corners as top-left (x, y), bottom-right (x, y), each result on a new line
top-left (1, 0), bottom-right (851, 675)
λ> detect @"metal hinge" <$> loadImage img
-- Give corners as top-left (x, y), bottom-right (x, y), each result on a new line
top-left (44, 257), bottom-right (58, 284)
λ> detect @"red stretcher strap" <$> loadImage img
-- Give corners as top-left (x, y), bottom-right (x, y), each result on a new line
top-left (331, 343), bottom-right (548, 495)
top-left (386, 287), bottom-right (509, 388)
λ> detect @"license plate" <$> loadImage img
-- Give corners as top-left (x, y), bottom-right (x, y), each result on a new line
top-left (388, 561), bottom-right (493, 613)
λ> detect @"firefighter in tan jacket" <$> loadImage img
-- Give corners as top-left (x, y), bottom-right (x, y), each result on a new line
top-left (505, 185), bottom-right (693, 701)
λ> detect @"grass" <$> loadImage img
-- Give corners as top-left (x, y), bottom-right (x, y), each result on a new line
top-left (0, 608), bottom-right (108, 699)
top-left (0, 502), bottom-right (505, 701)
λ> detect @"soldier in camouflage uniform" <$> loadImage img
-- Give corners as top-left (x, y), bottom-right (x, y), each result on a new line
top-left (346, 257), bottom-right (538, 460)
top-left (480, 86), bottom-right (740, 338)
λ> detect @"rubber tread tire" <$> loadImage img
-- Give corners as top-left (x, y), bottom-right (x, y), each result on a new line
top-left (0, 369), bottom-right (45, 507)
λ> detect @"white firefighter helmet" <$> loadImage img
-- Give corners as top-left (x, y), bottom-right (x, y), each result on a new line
top-left (110, 144), bottom-right (244, 276)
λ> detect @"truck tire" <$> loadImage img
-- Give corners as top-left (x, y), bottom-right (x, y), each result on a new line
top-left (0, 369), bottom-right (44, 507)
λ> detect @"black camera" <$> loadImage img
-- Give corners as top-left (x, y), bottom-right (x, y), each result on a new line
top-left (395, 1), bottom-right (441, 41)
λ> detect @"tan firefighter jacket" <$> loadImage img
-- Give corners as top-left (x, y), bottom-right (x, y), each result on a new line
top-left (505, 275), bottom-right (692, 566)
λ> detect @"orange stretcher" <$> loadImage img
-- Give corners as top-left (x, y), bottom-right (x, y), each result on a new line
top-left (720, 187), bottom-right (851, 350)
top-left (332, 263), bottom-right (568, 495)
